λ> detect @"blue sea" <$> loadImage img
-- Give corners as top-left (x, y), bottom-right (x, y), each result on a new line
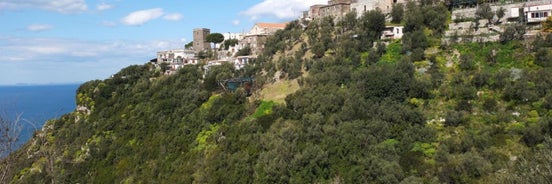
top-left (0, 84), bottom-right (80, 152)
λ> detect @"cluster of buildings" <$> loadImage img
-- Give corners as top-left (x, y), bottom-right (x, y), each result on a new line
top-left (155, 22), bottom-right (287, 75)
top-left (302, 0), bottom-right (406, 39)
top-left (154, 0), bottom-right (552, 74)
top-left (302, 0), bottom-right (408, 21)
top-left (155, 0), bottom-right (419, 75)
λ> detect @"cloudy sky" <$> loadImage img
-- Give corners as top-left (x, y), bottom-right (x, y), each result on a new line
top-left (0, 0), bottom-right (326, 85)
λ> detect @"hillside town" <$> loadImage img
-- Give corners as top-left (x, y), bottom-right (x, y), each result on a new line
top-left (153, 0), bottom-right (552, 75)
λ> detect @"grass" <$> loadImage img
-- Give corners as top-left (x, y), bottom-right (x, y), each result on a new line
top-left (258, 79), bottom-right (300, 104)
top-left (252, 101), bottom-right (275, 118)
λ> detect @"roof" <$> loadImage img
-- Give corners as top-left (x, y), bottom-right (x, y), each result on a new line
top-left (255, 22), bottom-right (287, 29)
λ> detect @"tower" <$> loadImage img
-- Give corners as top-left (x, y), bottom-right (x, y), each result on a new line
top-left (193, 28), bottom-right (211, 52)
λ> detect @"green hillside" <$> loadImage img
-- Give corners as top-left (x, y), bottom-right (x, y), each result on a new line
top-left (2, 2), bottom-right (552, 183)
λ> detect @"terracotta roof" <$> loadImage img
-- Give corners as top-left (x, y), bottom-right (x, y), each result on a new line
top-left (256, 22), bottom-right (287, 29)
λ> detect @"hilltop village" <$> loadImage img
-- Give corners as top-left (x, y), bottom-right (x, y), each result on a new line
top-left (154, 0), bottom-right (552, 76)
top-left (6, 0), bottom-right (552, 183)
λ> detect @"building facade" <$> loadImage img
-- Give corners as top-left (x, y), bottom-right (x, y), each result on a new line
top-left (240, 22), bottom-right (286, 55)
top-left (193, 28), bottom-right (211, 52)
top-left (511, 3), bottom-right (552, 23)
top-left (319, 1), bottom-right (352, 18)
top-left (351, 0), bottom-right (408, 16)
top-left (381, 26), bottom-right (404, 39)
top-left (307, 0), bottom-right (356, 20)
top-left (156, 49), bottom-right (198, 64)
top-left (249, 23), bottom-right (287, 35)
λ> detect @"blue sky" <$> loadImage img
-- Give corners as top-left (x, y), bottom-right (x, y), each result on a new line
top-left (0, 0), bottom-right (326, 85)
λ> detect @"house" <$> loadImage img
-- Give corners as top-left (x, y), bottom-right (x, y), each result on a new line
top-left (307, 0), bottom-right (355, 20)
top-left (156, 49), bottom-right (197, 64)
top-left (249, 22), bottom-right (287, 35)
top-left (234, 56), bottom-right (256, 70)
top-left (217, 32), bottom-right (246, 56)
top-left (510, 3), bottom-right (552, 23)
top-left (240, 22), bottom-right (287, 55)
top-left (305, 4), bottom-right (325, 20)
top-left (156, 49), bottom-right (199, 75)
top-left (320, 0), bottom-right (354, 18)
top-left (381, 26), bottom-right (404, 39)
top-left (351, 0), bottom-right (408, 16)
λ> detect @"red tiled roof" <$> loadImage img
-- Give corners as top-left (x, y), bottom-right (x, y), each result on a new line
top-left (256, 22), bottom-right (287, 29)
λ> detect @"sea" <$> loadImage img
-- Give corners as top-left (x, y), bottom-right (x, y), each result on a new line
top-left (0, 84), bottom-right (80, 153)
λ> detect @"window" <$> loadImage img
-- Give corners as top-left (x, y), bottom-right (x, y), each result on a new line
top-left (532, 11), bottom-right (549, 18)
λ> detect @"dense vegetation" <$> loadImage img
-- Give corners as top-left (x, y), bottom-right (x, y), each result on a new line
top-left (2, 2), bottom-right (552, 183)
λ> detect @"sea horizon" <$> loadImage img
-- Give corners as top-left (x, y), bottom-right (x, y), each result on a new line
top-left (0, 83), bottom-right (81, 153)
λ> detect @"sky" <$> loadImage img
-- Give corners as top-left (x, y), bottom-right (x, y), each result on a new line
top-left (0, 0), bottom-right (326, 86)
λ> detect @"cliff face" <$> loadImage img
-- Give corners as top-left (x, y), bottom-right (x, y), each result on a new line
top-left (2, 10), bottom-right (552, 183)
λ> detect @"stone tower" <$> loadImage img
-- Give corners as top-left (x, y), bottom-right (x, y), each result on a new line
top-left (193, 28), bottom-right (211, 52)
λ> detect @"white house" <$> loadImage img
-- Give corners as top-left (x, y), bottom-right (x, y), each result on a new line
top-left (217, 32), bottom-right (246, 56)
top-left (157, 49), bottom-right (196, 63)
top-left (381, 26), bottom-right (404, 39)
top-left (510, 3), bottom-right (552, 23)
top-left (223, 32), bottom-right (244, 40)
top-left (234, 56), bottom-right (256, 70)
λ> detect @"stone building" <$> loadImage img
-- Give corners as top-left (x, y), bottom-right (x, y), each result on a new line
top-left (240, 22), bottom-right (287, 55)
top-left (351, 0), bottom-right (408, 16)
top-left (319, 1), bottom-right (353, 18)
top-left (307, 0), bottom-right (356, 20)
top-left (193, 28), bottom-right (211, 52)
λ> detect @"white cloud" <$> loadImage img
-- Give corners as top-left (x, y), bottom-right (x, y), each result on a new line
top-left (163, 13), bottom-right (183, 21)
top-left (121, 8), bottom-right (164, 26)
top-left (97, 3), bottom-right (113, 11)
top-left (27, 24), bottom-right (53, 32)
top-left (0, 36), bottom-right (184, 85)
top-left (0, 0), bottom-right (88, 14)
top-left (0, 37), bottom-right (183, 62)
top-left (232, 20), bottom-right (240, 26)
top-left (242, 0), bottom-right (326, 20)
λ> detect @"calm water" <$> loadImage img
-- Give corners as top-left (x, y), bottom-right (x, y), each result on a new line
top-left (0, 84), bottom-right (80, 151)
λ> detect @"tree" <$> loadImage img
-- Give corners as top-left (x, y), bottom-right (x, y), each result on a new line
top-left (423, 5), bottom-right (448, 35)
top-left (459, 53), bottom-right (476, 71)
top-left (358, 9), bottom-right (386, 43)
top-left (404, 1), bottom-right (424, 33)
top-left (235, 46), bottom-right (251, 56)
top-left (391, 3), bottom-right (404, 24)
top-left (535, 48), bottom-right (552, 67)
top-left (475, 3), bottom-right (494, 26)
top-left (223, 39), bottom-right (239, 50)
top-left (499, 23), bottom-right (526, 44)
top-left (206, 33), bottom-right (225, 50)
top-left (337, 11), bottom-right (358, 32)
top-left (0, 113), bottom-right (25, 183)
top-left (544, 16), bottom-right (552, 32)
top-left (496, 7), bottom-right (506, 24)
top-left (185, 41), bottom-right (193, 49)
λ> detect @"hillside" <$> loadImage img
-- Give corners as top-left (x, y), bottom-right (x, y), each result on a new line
top-left (2, 2), bottom-right (552, 183)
